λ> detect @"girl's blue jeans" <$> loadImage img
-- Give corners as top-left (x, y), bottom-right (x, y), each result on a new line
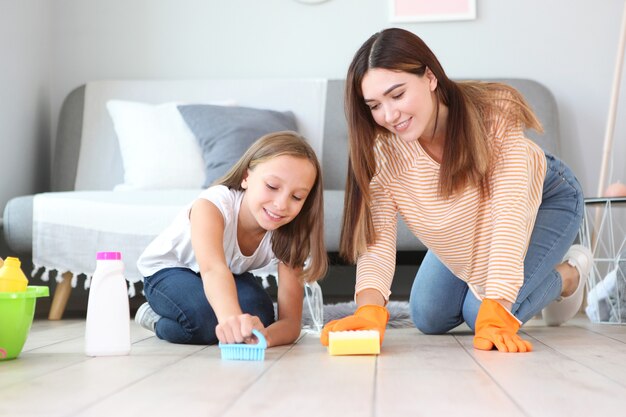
top-left (409, 153), bottom-right (584, 333)
top-left (142, 267), bottom-right (275, 344)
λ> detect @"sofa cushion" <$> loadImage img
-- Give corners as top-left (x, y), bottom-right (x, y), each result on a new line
top-left (177, 104), bottom-right (298, 187)
top-left (106, 100), bottom-right (206, 191)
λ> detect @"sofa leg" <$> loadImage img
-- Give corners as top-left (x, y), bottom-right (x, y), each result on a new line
top-left (48, 272), bottom-right (73, 320)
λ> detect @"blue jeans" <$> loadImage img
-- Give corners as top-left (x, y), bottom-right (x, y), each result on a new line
top-left (409, 154), bottom-right (584, 333)
top-left (143, 267), bottom-right (275, 344)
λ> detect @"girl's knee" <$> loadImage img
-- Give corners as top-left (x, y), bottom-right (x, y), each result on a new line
top-left (239, 296), bottom-right (275, 327)
top-left (236, 274), bottom-right (275, 327)
top-left (180, 305), bottom-right (218, 344)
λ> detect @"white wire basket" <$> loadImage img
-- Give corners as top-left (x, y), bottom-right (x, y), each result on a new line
top-left (580, 197), bottom-right (626, 324)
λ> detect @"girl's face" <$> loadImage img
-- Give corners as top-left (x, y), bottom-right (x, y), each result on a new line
top-left (361, 68), bottom-right (438, 143)
top-left (242, 155), bottom-right (316, 232)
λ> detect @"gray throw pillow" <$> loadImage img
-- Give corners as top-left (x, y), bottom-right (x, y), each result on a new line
top-left (177, 104), bottom-right (298, 187)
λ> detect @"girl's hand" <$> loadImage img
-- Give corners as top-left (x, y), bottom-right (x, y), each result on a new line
top-left (215, 314), bottom-right (266, 345)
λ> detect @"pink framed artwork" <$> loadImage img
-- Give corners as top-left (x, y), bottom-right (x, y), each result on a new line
top-left (389, 0), bottom-right (477, 22)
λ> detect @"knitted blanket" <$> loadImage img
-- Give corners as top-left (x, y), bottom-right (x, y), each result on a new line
top-left (32, 190), bottom-right (197, 296)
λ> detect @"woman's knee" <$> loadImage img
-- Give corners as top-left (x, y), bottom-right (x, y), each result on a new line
top-left (409, 298), bottom-right (453, 335)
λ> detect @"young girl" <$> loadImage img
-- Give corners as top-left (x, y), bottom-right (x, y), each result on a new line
top-left (136, 131), bottom-right (328, 347)
top-left (321, 28), bottom-right (592, 353)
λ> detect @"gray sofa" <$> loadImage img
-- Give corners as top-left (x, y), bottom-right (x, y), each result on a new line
top-left (2, 78), bottom-right (560, 315)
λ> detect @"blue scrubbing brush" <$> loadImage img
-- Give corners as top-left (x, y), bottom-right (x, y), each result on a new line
top-left (219, 329), bottom-right (267, 361)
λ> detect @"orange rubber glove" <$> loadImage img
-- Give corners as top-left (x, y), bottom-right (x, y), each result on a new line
top-left (473, 299), bottom-right (533, 353)
top-left (320, 304), bottom-right (389, 346)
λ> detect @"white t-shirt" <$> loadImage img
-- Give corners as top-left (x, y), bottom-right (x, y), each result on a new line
top-left (137, 185), bottom-right (275, 278)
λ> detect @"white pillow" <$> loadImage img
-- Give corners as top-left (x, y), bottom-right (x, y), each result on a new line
top-left (106, 100), bottom-right (206, 191)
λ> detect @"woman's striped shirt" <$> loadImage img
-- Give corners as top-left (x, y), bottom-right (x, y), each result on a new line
top-left (356, 94), bottom-right (547, 303)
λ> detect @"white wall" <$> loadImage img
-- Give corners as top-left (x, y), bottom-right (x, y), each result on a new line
top-left (3, 0), bottom-right (625, 210)
top-left (0, 0), bottom-right (50, 211)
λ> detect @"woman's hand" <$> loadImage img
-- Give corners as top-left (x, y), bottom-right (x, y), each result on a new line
top-left (215, 313), bottom-right (267, 345)
top-left (321, 304), bottom-right (389, 346)
top-left (473, 299), bottom-right (532, 353)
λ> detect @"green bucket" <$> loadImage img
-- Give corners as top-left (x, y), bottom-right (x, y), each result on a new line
top-left (0, 286), bottom-right (49, 360)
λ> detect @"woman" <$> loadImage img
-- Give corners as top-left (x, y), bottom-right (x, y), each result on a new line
top-left (320, 28), bottom-right (591, 353)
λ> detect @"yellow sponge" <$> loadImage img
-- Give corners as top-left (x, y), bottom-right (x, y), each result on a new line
top-left (328, 330), bottom-right (380, 355)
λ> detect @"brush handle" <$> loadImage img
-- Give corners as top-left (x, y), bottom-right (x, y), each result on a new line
top-left (251, 329), bottom-right (267, 349)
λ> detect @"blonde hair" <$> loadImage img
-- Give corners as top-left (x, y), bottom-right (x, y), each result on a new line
top-left (216, 131), bottom-right (328, 282)
top-left (341, 28), bottom-right (542, 263)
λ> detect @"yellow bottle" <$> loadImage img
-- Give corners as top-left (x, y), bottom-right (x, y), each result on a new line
top-left (0, 257), bottom-right (29, 292)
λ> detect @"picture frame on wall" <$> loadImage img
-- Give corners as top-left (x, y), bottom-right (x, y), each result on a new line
top-left (389, 0), bottom-right (477, 23)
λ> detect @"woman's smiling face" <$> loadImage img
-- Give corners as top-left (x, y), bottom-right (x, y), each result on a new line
top-left (361, 67), bottom-right (439, 143)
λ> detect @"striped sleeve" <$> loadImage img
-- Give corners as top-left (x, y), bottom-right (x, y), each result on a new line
top-left (484, 117), bottom-right (545, 302)
top-left (354, 176), bottom-right (399, 301)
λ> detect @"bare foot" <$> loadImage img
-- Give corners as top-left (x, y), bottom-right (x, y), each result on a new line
top-left (555, 261), bottom-right (579, 297)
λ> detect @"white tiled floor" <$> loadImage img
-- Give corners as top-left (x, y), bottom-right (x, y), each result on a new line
top-left (1, 316), bottom-right (625, 417)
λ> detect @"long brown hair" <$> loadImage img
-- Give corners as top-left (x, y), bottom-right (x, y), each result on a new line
top-left (216, 131), bottom-right (328, 282)
top-left (341, 28), bottom-right (542, 262)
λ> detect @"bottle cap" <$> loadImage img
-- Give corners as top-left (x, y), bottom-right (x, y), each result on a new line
top-left (96, 252), bottom-right (122, 260)
top-left (4, 257), bottom-right (21, 267)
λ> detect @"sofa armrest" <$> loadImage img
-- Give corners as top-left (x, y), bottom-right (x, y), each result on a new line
top-left (52, 86), bottom-right (85, 192)
top-left (2, 195), bottom-right (34, 255)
